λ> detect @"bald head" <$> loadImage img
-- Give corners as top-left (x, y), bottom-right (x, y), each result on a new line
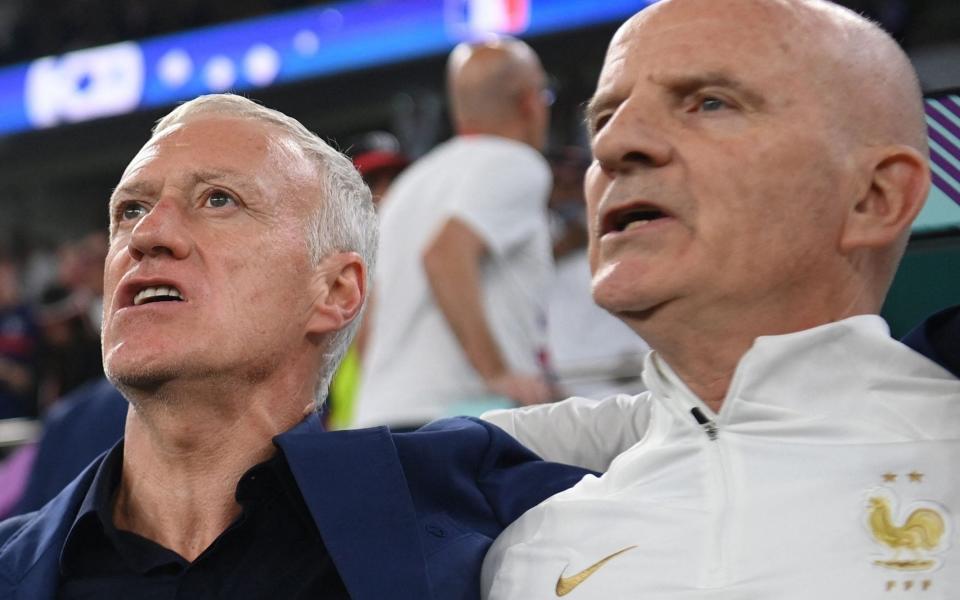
top-left (785, 0), bottom-right (926, 153)
top-left (447, 37), bottom-right (547, 135)
top-left (619, 0), bottom-right (926, 153)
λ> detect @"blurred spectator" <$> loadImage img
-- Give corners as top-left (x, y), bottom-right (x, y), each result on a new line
top-left (34, 233), bottom-right (106, 410)
top-left (34, 287), bottom-right (103, 410)
top-left (544, 147), bottom-right (649, 398)
top-left (0, 250), bottom-right (40, 419)
top-left (325, 132), bottom-right (410, 429)
top-left (547, 146), bottom-right (591, 260)
top-left (350, 131), bottom-right (410, 206)
top-left (355, 37), bottom-right (555, 429)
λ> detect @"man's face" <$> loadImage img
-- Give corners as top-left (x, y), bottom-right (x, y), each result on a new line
top-left (102, 116), bottom-right (322, 390)
top-left (584, 0), bottom-right (857, 326)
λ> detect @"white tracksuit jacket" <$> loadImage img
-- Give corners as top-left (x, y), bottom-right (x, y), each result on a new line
top-left (482, 316), bottom-right (960, 599)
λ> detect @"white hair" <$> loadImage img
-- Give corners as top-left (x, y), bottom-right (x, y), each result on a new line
top-left (153, 94), bottom-right (378, 406)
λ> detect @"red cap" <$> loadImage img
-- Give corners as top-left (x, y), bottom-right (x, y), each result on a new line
top-left (354, 150), bottom-right (409, 177)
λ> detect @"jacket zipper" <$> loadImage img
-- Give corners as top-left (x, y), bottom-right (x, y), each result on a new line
top-left (690, 406), bottom-right (728, 586)
top-left (691, 407), bottom-right (718, 441)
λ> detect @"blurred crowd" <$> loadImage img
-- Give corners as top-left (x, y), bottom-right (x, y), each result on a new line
top-left (0, 231), bottom-right (106, 419)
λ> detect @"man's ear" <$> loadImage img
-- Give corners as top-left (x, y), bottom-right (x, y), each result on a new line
top-left (840, 145), bottom-right (930, 252)
top-left (306, 252), bottom-right (366, 336)
top-left (517, 86), bottom-right (541, 121)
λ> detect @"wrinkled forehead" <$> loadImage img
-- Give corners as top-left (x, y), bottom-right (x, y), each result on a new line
top-left (602, 0), bottom-right (814, 86)
top-left (117, 117), bottom-right (315, 190)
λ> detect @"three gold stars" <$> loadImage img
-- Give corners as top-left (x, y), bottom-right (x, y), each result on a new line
top-left (880, 471), bottom-right (924, 484)
top-left (885, 579), bottom-right (932, 592)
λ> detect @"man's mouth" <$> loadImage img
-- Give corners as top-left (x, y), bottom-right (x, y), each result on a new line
top-left (133, 285), bottom-right (185, 306)
top-left (602, 204), bottom-right (669, 235)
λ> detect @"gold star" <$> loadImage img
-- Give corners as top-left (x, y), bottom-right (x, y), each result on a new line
top-left (905, 580), bottom-right (914, 591)
top-left (882, 473), bottom-right (897, 483)
top-left (908, 471), bottom-right (924, 483)
top-left (923, 580), bottom-right (932, 591)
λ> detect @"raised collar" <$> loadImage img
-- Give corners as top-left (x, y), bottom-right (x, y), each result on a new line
top-left (642, 315), bottom-right (960, 442)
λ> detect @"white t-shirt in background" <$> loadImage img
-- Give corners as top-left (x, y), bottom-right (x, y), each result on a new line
top-left (354, 135), bottom-right (552, 428)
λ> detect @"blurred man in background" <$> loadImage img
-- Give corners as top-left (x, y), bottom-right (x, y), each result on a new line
top-left (355, 37), bottom-right (557, 429)
top-left (545, 146), bottom-right (649, 398)
top-left (482, 0), bottom-right (960, 596)
top-left (34, 232), bottom-right (107, 410)
top-left (350, 131), bottom-right (410, 207)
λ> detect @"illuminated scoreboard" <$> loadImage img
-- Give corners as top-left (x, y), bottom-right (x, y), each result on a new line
top-left (0, 0), bottom-right (654, 137)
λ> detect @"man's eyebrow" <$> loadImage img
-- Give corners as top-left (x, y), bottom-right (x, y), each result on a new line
top-left (190, 169), bottom-right (261, 195)
top-left (191, 168), bottom-right (247, 184)
top-left (585, 72), bottom-right (767, 130)
top-left (656, 72), bottom-right (767, 108)
top-left (110, 180), bottom-right (157, 202)
top-left (110, 168), bottom-right (255, 202)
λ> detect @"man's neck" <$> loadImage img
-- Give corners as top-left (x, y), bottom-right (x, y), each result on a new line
top-left (113, 380), bottom-right (310, 561)
top-left (633, 295), bottom-right (877, 413)
top-left (456, 123), bottom-right (533, 148)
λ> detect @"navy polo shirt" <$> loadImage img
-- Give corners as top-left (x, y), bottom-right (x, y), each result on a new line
top-left (57, 441), bottom-right (349, 599)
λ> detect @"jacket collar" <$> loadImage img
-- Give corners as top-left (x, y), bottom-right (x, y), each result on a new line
top-left (642, 315), bottom-right (960, 441)
top-left (275, 415), bottom-right (432, 600)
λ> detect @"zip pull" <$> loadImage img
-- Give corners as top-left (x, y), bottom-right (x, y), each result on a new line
top-left (690, 407), bottom-right (718, 441)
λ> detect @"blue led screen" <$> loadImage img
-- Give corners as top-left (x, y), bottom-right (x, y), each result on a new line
top-left (0, 0), bottom-right (654, 137)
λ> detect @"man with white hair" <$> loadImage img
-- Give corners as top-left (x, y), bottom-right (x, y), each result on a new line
top-left (481, 0), bottom-right (960, 597)
top-left (0, 94), bottom-right (589, 599)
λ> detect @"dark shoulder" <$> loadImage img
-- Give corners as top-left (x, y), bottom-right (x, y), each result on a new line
top-left (902, 304), bottom-right (960, 378)
top-left (0, 512), bottom-right (35, 548)
top-left (391, 416), bottom-right (593, 527)
top-left (391, 417), bottom-right (510, 457)
top-left (412, 416), bottom-right (497, 436)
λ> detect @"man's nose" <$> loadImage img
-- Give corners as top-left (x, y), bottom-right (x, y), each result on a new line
top-left (127, 199), bottom-right (191, 261)
top-left (592, 100), bottom-right (672, 175)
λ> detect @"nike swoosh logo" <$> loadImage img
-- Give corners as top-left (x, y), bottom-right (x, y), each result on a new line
top-left (555, 545), bottom-right (637, 597)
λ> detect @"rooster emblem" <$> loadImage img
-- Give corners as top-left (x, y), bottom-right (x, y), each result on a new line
top-left (867, 495), bottom-right (947, 571)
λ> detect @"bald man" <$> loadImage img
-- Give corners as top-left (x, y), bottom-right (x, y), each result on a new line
top-left (355, 38), bottom-right (556, 428)
top-left (481, 0), bottom-right (960, 597)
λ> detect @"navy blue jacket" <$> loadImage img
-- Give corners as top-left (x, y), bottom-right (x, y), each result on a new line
top-left (901, 304), bottom-right (960, 378)
top-left (0, 414), bottom-right (591, 600)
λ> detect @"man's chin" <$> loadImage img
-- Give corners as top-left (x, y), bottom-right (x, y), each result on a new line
top-left (594, 285), bottom-right (660, 316)
top-left (105, 363), bottom-right (179, 397)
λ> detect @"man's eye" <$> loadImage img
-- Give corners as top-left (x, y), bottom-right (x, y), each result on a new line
top-left (591, 114), bottom-right (612, 135)
top-left (699, 96), bottom-right (728, 112)
top-left (120, 203), bottom-right (146, 221)
top-left (205, 190), bottom-right (236, 209)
